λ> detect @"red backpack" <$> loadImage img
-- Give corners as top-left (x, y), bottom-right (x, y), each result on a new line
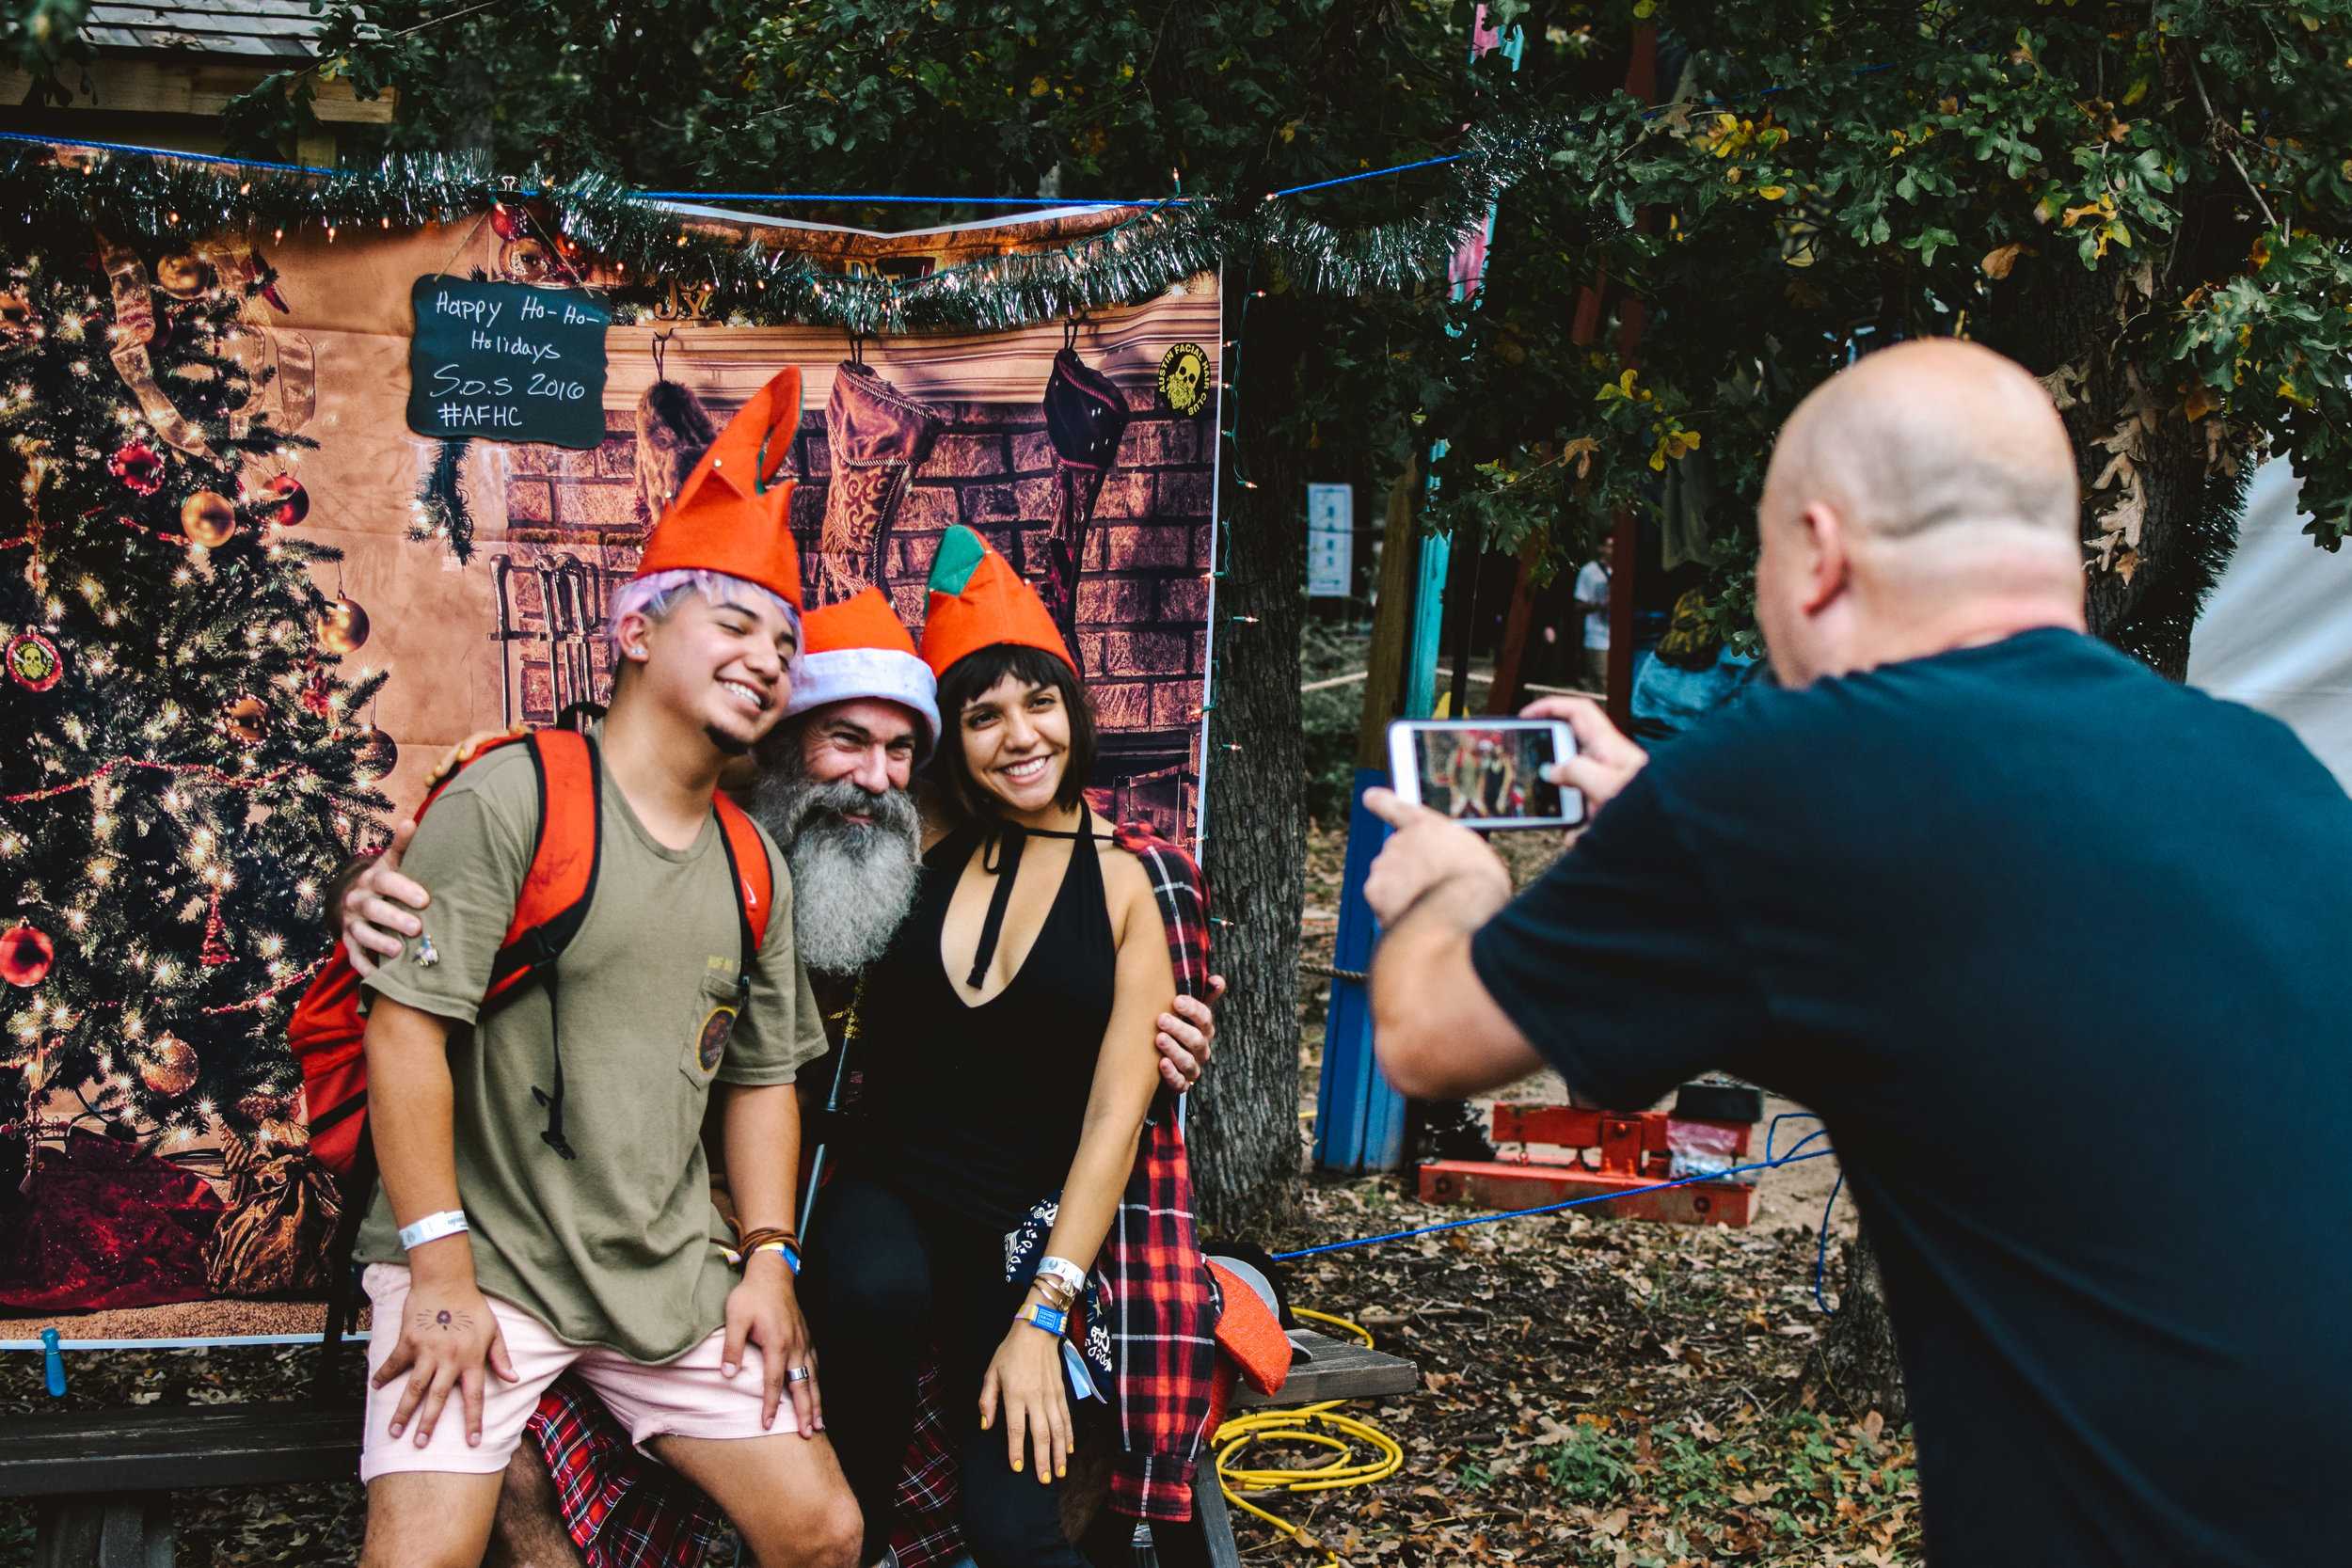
top-left (289, 727), bottom-right (775, 1177)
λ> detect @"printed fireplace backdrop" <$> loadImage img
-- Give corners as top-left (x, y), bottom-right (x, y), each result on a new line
top-left (0, 204), bottom-right (1221, 1326)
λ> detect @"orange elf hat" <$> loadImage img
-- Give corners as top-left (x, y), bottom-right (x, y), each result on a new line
top-left (919, 524), bottom-right (1076, 677)
top-left (634, 365), bottom-right (804, 608)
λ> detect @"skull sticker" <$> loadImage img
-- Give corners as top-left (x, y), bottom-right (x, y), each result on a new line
top-left (1156, 341), bottom-right (1212, 417)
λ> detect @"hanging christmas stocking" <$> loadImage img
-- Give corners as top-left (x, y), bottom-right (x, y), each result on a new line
top-left (1040, 347), bottom-right (1130, 662)
top-left (814, 360), bottom-right (946, 607)
top-left (634, 378), bottom-right (720, 528)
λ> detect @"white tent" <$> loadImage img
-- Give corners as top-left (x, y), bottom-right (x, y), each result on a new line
top-left (2189, 458), bottom-right (2352, 792)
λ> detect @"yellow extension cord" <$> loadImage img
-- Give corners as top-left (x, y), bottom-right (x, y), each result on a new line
top-left (1212, 1307), bottom-right (1405, 1567)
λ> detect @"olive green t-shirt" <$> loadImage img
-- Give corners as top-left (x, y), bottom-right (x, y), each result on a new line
top-left (356, 741), bottom-right (827, 1362)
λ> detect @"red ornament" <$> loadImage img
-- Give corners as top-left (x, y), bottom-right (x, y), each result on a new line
top-left (489, 203), bottom-right (528, 241)
top-left (200, 892), bottom-right (233, 967)
top-left (258, 472), bottom-right (309, 527)
top-left (7, 630), bottom-right (62, 691)
top-left (298, 668), bottom-right (334, 718)
top-left (1, 922), bottom-right (54, 988)
top-left (108, 441), bottom-right (165, 496)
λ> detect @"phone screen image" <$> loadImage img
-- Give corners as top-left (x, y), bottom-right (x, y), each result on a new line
top-left (1412, 727), bottom-right (1565, 823)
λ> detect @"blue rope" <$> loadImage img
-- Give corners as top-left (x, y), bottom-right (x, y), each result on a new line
top-left (1264, 153), bottom-right (1465, 199)
top-left (1271, 1147), bottom-right (1835, 1261)
top-left (1765, 1111), bottom-right (1825, 1162)
top-left (1814, 1171), bottom-right (1848, 1314)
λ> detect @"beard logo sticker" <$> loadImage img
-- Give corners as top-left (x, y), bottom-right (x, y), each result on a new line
top-left (1156, 341), bottom-right (1212, 417)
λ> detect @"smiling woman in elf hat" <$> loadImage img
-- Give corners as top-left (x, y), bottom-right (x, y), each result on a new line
top-left (802, 525), bottom-right (1197, 1568)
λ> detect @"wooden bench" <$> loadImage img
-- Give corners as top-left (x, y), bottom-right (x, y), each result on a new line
top-left (1, 1329), bottom-right (1417, 1568)
top-left (0, 1400), bottom-right (360, 1567)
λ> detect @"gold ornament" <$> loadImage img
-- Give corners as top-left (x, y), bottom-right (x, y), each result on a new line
top-left (181, 490), bottom-right (237, 548)
top-left (154, 253), bottom-right (212, 300)
top-left (501, 238), bottom-right (554, 282)
top-left (140, 1035), bottom-right (199, 1097)
top-left (317, 594), bottom-right (371, 656)
top-left (225, 695), bottom-right (267, 743)
top-left (354, 726), bottom-right (399, 781)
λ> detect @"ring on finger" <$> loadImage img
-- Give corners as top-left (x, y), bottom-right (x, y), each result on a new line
top-left (786, 1365), bottom-right (813, 1383)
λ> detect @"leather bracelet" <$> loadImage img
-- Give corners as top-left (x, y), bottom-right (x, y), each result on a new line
top-left (1018, 1302), bottom-right (1069, 1338)
top-left (734, 1226), bottom-right (798, 1252)
top-left (398, 1210), bottom-right (469, 1251)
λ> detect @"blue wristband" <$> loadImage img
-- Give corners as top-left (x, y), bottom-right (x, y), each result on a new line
top-left (1021, 1303), bottom-right (1069, 1338)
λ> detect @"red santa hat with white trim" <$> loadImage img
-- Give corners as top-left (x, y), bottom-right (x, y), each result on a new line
top-left (781, 586), bottom-right (942, 759)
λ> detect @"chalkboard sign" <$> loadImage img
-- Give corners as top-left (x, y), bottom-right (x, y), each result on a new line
top-left (406, 277), bottom-right (611, 450)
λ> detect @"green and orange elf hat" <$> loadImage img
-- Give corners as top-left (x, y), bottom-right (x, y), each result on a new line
top-left (918, 524), bottom-right (1076, 678)
top-left (635, 365), bottom-right (803, 608)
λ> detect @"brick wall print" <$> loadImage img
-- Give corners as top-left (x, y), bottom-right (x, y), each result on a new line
top-left (501, 291), bottom-right (1222, 847)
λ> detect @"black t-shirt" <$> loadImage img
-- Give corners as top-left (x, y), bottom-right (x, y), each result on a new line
top-left (1470, 628), bottom-right (2352, 1566)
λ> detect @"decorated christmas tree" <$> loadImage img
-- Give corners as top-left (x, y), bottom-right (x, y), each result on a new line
top-left (0, 236), bottom-right (389, 1211)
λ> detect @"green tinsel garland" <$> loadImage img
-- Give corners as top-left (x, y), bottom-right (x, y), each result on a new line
top-left (0, 110), bottom-right (1595, 333)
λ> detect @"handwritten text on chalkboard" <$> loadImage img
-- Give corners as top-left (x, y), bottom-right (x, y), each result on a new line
top-left (406, 277), bottom-right (611, 450)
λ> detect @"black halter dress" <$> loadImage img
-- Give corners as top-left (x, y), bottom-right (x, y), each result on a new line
top-left (854, 816), bottom-right (1118, 1233)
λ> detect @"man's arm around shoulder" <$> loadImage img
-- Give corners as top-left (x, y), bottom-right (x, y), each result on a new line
top-left (1361, 792), bottom-right (1545, 1100)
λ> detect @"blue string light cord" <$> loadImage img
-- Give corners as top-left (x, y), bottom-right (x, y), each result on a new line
top-left (1271, 1145), bottom-right (1836, 1262)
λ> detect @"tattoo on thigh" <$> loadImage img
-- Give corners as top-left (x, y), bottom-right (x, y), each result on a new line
top-left (413, 1307), bottom-right (476, 1335)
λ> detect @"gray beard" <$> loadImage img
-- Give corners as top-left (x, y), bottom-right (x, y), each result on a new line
top-left (750, 764), bottom-right (923, 977)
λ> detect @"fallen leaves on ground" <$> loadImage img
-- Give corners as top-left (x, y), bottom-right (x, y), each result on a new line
top-left (1246, 1178), bottom-right (1923, 1566)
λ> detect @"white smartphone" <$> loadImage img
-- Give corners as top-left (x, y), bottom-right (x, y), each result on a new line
top-left (1387, 718), bottom-right (1583, 831)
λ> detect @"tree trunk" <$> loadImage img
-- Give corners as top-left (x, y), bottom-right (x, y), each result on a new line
top-left (1809, 1229), bottom-right (1909, 1423)
top-left (1189, 292), bottom-right (1314, 1238)
top-left (1979, 252), bottom-right (2242, 677)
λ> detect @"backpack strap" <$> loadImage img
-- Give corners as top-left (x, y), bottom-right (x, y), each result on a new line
top-left (710, 793), bottom-right (774, 989)
top-left (485, 728), bottom-right (603, 1160)
top-left (485, 729), bottom-right (602, 1004)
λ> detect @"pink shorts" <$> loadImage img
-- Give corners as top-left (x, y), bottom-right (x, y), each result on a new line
top-left (359, 1263), bottom-right (797, 1481)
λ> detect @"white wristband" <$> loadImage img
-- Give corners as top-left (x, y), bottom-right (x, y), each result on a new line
top-left (398, 1210), bottom-right (469, 1251)
top-left (1037, 1256), bottom-right (1087, 1296)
